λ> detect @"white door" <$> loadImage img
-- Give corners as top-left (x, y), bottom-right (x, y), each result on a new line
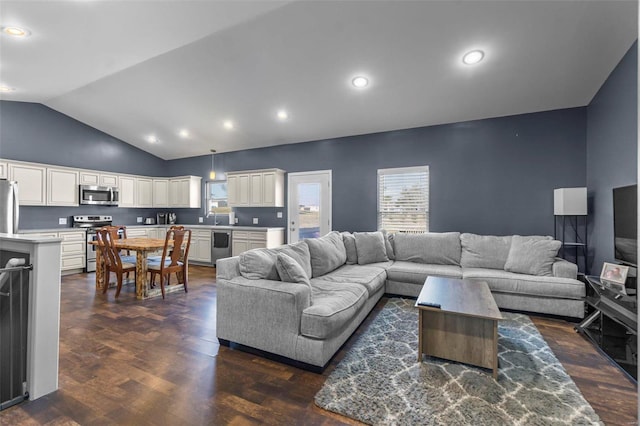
top-left (287, 171), bottom-right (332, 243)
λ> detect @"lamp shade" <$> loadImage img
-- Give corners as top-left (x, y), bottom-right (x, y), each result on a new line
top-left (554, 187), bottom-right (587, 215)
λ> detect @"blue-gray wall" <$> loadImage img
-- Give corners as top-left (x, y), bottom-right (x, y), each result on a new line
top-left (0, 101), bottom-right (171, 229)
top-left (586, 41), bottom-right (638, 272)
top-left (171, 108), bottom-right (588, 235)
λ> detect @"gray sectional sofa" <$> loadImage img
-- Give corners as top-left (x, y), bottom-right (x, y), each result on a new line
top-left (216, 231), bottom-right (585, 370)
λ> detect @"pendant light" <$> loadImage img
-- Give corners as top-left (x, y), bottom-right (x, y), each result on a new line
top-left (209, 149), bottom-right (216, 180)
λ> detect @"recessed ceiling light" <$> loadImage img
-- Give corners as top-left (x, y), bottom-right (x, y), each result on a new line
top-left (147, 135), bottom-right (158, 143)
top-left (0, 85), bottom-right (15, 93)
top-left (277, 110), bottom-right (289, 121)
top-left (178, 129), bottom-right (190, 138)
top-left (462, 50), bottom-right (484, 65)
top-left (223, 120), bottom-right (234, 130)
top-left (2, 26), bottom-right (31, 38)
top-left (352, 76), bottom-right (369, 88)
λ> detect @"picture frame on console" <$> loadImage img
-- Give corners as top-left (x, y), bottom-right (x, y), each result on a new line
top-left (600, 262), bottom-right (629, 286)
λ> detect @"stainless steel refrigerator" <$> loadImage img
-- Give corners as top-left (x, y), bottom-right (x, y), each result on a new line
top-left (0, 180), bottom-right (19, 234)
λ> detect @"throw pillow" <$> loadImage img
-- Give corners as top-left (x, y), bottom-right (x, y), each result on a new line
top-left (381, 229), bottom-right (395, 260)
top-left (354, 231), bottom-right (389, 265)
top-left (341, 232), bottom-right (358, 265)
top-left (393, 232), bottom-right (461, 265)
top-left (276, 253), bottom-right (313, 304)
top-left (304, 231), bottom-right (347, 277)
top-left (460, 233), bottom-right (512, 270)
top-left (275, 241), bottom-right (313, 279)
top-left (504, 235), bottom-right (561, 276)
top-left (238, 248), bottom-right (279, 280)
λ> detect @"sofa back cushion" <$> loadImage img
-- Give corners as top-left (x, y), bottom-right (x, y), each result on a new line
top-left (354, 231), bottom-right (389, 264)
top-left (238, 241), bottom-right (312, 280)
top-left (305, 231), bottom-right (347, 277)
top-left (382, 230), bottom-right (395, 260)
top-left (341, 232), bottom-right (358, 265)
top-left (460, 233), bottom-right (512, 269)
top-left (504, 235), bottom-right (561, 276)
top-left (393, 232), bottom-right (461, 265)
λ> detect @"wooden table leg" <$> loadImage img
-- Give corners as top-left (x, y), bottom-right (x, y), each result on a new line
top-left (492, 320), bottom-right (499, 379)
top-left (418, 309), bottom-right (423, 362)
top-left (95, 248), bottom-right (104, 291)
top-left (135, 251), bottom-right (149, 300)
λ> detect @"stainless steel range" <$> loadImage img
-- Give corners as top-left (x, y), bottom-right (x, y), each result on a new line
top-left (73, 215), bottom-right (113, 272)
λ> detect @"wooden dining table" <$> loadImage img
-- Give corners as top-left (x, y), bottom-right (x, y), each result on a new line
top-left (90, 238), bottom-right (184, 300)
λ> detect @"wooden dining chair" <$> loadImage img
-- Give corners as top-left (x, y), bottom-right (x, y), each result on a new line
top-left (97, 228), bottom-right (136, 298)
top-left (147, 228), bottom-right (192, 299)
top-left (148, 225), bottom-right (185, 264)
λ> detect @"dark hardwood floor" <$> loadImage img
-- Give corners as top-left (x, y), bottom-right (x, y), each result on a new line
top-left (1, 266), bottom-right (637, 425)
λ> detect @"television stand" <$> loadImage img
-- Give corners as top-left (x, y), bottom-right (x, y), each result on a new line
top-left (575, 275), bottom-right (637, 381)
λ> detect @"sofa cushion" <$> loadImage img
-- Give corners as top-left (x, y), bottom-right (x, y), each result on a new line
top-left (305, 231), bottom-right (347, 277)
top-left (460, 233), bottom-right (512, 270)
top-left (301, 280), bottom-right (368, 339)
top-left (382, 230), bottom-right (395, 260)
top-left (341, 232), bottom-right (358, 265)
top-left (354, 231), bottom-right (389, 265)
top-left (238, 241), bottom-right (312, 280)
top-left (275, 253), bottom-right (312, 304)
top-left (386, 260), bottom-right (462, 285)
top-left (504, 236), bottom-right (561, 276)
top-left (393, 232), bottom-right (461, 265)
top-left (320, 264), bottom-right (387, 295)
top-left (462, 268), bottom-right (585, 299)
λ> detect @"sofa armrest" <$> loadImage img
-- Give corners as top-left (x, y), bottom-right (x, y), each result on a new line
top-left (552, 258), bottom-right (578, 279)
top-left (216, 256), bottom-right (241, 280)
top-left (216, 276), bottom-right (312, 352)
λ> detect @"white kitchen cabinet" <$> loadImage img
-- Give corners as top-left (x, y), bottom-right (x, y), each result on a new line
top-left (80, 172), bottom-right (119, 187)
top-left (136, 178), bottom-right (153, 208)
top-left (9, 162), bottom-right (47, 206)
top-left (58, 231), bottom-right (86, 274)
top-left (227, 169), bottom-right (285, 207)
top-left (0, 161), bottom-right (8, 179)
top-left (190, 229), bottom-right (212, 264)
top-left (231, 229), bottom-right (284, 256)
top-left (168, 176), bottom-right (201, 208)
top-left (47, 168), bottom-right (79, 206)
top-left (119, 176), bottom-right (136, 207)
top-left (153, 179), bottom-right (169, 207)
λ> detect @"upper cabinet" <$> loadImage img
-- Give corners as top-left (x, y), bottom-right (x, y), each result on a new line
top-left (0, 161), bottom-right (7, 179)
top-left (47, 168), bottom-right (79, 206)
top-left (153, 179), bottom-right (169, 207)
top-left (227, 169), bottom-right (285, 207)
top-left (136, 178), bottom-right (153, 208)
top-left (9, 163), bottom-right (47, 206)
top-left (118, 175), bottom-right (136, 208)
top-left (169, 176), bottom-right (201, 208)
top-left (80, 171), bottom-right (119, 187)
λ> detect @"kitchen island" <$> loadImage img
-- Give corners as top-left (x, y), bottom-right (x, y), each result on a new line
top-left (0, 233), bottom-right (62, 402)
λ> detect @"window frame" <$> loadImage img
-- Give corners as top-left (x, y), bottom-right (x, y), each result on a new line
top-left (377, 165), bottom-right (429, 233)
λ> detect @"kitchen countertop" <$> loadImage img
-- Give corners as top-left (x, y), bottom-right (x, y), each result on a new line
top-left (19, 225), bottom-right (285, 234)
top-left (0, 232), bottom-right (63, 243)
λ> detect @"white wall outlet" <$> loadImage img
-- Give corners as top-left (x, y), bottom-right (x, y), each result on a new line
top-left (234, 217), bottom-right (239, 224)
top-left (199, 217), bottom-right (204, 223)
top-left (277, 211), bottom-right (283, 218)
top-left (58, 217), bottom-right (67, 225)
top-left (253, 218), bottom-right (259, 225)
top-left (137, 217), bottom-right (143, 223)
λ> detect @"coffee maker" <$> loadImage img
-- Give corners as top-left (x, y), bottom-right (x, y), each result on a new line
top-left (168, 213), bottom-right (177, 224)
top-left (157, 212), bottom-right (168, 225)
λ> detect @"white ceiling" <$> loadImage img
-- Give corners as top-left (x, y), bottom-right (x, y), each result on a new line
top-left (1, 1), bottom-right (637, 160)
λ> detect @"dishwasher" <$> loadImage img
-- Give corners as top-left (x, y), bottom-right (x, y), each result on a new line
top-left (211, 230), bottom-right (232, 267)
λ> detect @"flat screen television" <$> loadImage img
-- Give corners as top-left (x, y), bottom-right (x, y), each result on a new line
top-left (613, 184), bottom-right (637, 267)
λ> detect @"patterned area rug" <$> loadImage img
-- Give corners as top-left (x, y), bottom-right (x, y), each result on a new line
top-left (315, 298), bottom-right (601, 425)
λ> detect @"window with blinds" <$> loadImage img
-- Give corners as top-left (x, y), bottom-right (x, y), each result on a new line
top-left (377, 166), bottom-right (429, 233)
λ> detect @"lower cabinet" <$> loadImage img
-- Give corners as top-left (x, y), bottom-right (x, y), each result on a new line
top-left (190, 230), bottom-right (212, 264)
top-left (231, 229), bottom-right (284, 257)
top-left (30, 231), bottom-right (86, 275)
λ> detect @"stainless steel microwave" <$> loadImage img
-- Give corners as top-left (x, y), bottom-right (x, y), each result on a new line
top-left (79, 185), bottom-right (119, 206)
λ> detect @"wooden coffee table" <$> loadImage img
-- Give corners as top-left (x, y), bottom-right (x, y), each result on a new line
top-left (415, 276), bottom-right (503, 378)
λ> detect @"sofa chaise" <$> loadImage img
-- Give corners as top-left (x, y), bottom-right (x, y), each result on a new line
top-left (216, 231), bottom-right (584, 370)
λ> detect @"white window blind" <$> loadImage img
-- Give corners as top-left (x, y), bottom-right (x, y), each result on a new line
top-left (377, 166), bottom-right (429, 233)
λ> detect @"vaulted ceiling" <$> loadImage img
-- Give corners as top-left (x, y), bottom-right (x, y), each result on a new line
top-left (1, 1), bottom-right (637, 159)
